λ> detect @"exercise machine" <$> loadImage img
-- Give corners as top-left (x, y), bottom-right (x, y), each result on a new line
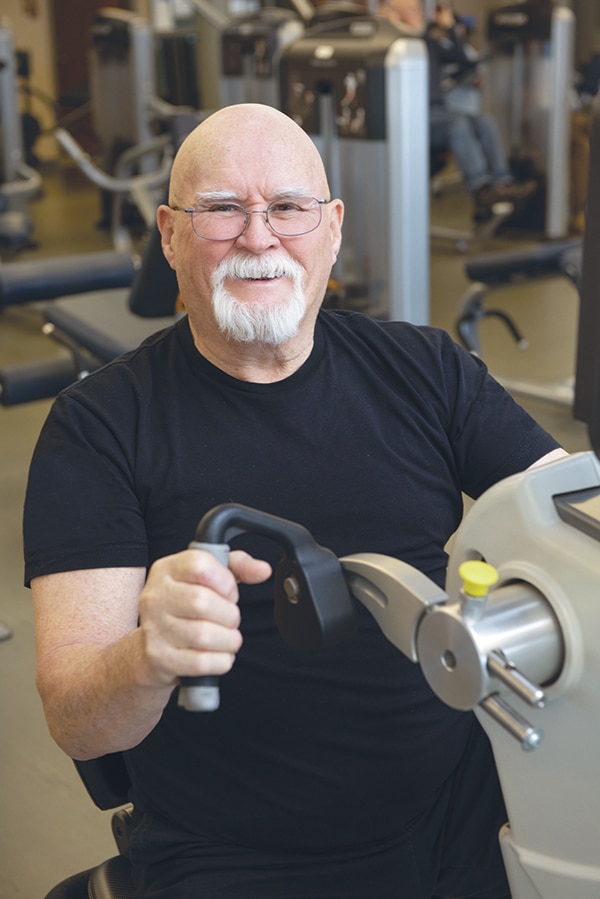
top-left (89, 8), bottom-right (175, 177)
top-left (45, 417), bottom-right (600, 899)
top-left (454, 237), bottom-right (582, 408)
top-left (220, 6), bottom-right (306, 108)
top-left (0, 21), bottom-right (42, 252)
top-left (70, 8), bottom-right (203, 245)
top-left (0, 220), bottom-right (180, 407)
top-left (279, 7), bottom-right (429, 323)
top-left (482, 2), bottom-right (575, 239)
top-left (456, 239), bottom-right (582, 358)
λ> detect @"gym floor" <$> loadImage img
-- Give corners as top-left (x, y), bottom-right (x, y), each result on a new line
top-left (0, 161), bottom-right (591, 897)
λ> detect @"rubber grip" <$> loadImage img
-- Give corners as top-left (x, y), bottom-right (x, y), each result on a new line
top-left (178, 542), bottom-right (230, 711)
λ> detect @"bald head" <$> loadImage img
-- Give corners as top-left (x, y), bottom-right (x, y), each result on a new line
top-left (169, 104), bottom-right (331, 207)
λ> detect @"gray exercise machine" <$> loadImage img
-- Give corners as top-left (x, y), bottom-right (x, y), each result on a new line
top-left (0, 20), bottom-right (42, 252)
top-left (279, 8), bottom-right (429, 324)
top-left (89, 8), bottom-right (169, 177)
top-left (74, 8), bottom-right (203, 249)
top-left (220, 6), bottom-right (305, 108)
top-left (482, 2), bottom-right (575, 239)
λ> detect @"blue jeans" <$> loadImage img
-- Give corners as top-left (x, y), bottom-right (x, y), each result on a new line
top-left (447, 114), bottom-right (511, 193)
top-left (430, 109), bottom-right (511, 192)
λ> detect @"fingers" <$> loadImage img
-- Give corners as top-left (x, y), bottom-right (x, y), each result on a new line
top-left (136, 549), bottom-right (271, 689)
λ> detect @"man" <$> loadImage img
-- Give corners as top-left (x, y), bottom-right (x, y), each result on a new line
top-left (25, 104), bottom-right (562, 897)
top-left (378, 0), bottom-right (536, 222)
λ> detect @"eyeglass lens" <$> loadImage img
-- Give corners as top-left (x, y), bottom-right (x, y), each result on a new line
top-left (190, 197), bottom-right (323, 240)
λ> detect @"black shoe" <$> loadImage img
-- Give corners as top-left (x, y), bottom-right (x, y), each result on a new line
top-left (472, 180), bottom-right (537, 223)
top-left (491, 179), bottom-right (538, 205)
top-left (472, 184), bottom-right (496, 223)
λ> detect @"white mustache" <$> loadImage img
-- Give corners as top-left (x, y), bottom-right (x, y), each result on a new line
top-left (213, 253), bottom-right (304, 283)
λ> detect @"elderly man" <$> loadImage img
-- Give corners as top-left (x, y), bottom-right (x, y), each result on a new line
top-left (25, 104), bottom-right (561, 897)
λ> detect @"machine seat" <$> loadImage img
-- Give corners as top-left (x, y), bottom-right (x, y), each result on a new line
top-left (456, 238), bottom-right (583, 356)
top-left (43, 290), bottom-right (179, 363)
top-left (464, 238), bottom-right (582, 288)
top-left (44, 754), bottom-right (135, 899)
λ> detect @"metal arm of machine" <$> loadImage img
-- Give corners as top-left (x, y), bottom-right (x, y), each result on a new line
top-left (54, 128), bottom-right (173, 198)
top-left (339, 552), bottom-right (563, 752)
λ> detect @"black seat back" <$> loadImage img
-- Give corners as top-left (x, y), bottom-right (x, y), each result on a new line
top-left (74, 752), bottom-right (131, 811)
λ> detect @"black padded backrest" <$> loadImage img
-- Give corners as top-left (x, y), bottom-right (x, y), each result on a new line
top-left (0, 251), bottom-right (136, 308)
top-left (74, 753), bottom-right (131, 811)
top-left (128, 111), bottom-right (208, 319)
top-left (127, 224), bottom-right (179, 318)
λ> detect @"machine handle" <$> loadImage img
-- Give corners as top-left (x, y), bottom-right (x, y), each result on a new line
top-left (178, 541), bottom-right (230, 712)
top-left (178, 504), bottom-right (356, 711)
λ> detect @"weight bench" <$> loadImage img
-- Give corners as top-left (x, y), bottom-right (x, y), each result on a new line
top-left (455, 238), bottom-right (582, 357)
top-left (0, 250), bottom-right (136, 311)
top-left (0, 226), bottom-right (180, 406)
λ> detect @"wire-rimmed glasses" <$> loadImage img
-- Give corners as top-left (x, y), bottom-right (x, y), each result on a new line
top-left (169, 196), bottom-right (331, 241)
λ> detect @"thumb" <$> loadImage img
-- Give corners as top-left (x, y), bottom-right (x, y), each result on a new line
top-left (229, 550), bottom-right (272, 585)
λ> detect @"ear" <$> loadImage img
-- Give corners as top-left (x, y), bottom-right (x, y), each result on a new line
top-left (156, 204), bottom-right (177, 270)
top-left (328, 199), bottom-right (345, 261)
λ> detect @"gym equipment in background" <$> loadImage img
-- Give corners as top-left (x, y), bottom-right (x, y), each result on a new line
top-left (220, 6), bottom-right (305, 108)
top-left (0, 23), bottom-right (42, 252)
top-left (483, 2), bottom-right (575, 239)
top-left (280, 8), bottom-right (429, 324)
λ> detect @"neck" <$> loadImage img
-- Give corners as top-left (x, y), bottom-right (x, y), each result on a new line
top-left (188, 316), bottom-right (315, 383)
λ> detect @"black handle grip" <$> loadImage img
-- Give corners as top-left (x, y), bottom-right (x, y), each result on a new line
top-left (178, 504), bottom-right (356, 711)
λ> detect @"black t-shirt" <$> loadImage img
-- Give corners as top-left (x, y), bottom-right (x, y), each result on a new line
top-left (23, 310), bottom-right (559, 851)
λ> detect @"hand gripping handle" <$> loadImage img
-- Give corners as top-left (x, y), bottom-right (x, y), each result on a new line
top-left (178, 503), bottom-right (356, 711)
top-left (178, 541), bottom-right (230, 712)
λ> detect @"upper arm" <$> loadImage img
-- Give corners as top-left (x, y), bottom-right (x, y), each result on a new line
top-left (32, 567), bottom-right (147, 663)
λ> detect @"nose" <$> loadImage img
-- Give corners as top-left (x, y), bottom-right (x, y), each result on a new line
top-left (235, 209), bottom-right (281, 252)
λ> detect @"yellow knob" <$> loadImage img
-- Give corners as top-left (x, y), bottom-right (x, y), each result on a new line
top-left (459, 560), bottom-right (499, 597)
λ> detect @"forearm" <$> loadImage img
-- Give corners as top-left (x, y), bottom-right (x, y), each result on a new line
top-left (32, 552), bottom-right (270, 761)
top-left (37, 628), bottom-right (175, 760)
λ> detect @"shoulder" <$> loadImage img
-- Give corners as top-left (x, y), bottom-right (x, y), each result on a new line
top-left (55, 319), bottom-right (187, 411)
top-left (319, 310), bottom-right (474, 368)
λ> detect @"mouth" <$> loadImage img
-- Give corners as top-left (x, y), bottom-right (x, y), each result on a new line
top-left (237, 274), bottom-right (287, 284)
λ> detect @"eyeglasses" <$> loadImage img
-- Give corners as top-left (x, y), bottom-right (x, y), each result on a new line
top-left (169, 196), bottom-right (331, 241)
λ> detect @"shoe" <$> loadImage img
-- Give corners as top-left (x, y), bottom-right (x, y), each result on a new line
top-left (491, 179), bottom-right (538, 205)
top-left (472, 180), bottom-right (537, 223)
top-left (472, 184), bottom-right (496, 223)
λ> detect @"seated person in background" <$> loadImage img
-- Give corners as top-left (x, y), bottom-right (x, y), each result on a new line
top-left (379, 0), bottom-right (537, 222)
top-left (24, 103), bottom-right (565, 898)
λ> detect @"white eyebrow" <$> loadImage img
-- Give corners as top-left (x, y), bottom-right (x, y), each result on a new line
top-left (193, 186), bottom-right (315, 205)
top-left (193, 190), bottom-right (240, 204)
